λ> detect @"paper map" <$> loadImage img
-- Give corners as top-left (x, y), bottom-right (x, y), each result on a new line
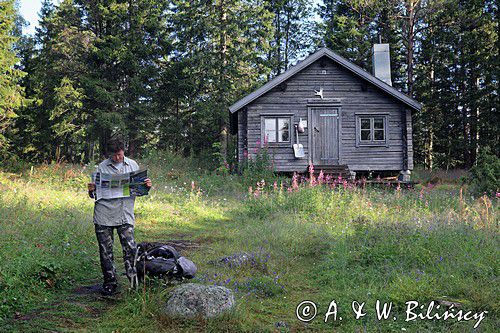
top-left (91, 169), bottom-right (149, 200)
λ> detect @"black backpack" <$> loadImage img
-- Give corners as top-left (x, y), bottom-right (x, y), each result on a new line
top-left (135, 242), bottom-right (197, 282)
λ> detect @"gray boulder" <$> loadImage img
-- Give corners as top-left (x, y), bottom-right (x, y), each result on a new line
top-left (164, 283), bottom-right (235, 318)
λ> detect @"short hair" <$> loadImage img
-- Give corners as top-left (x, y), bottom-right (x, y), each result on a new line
top-left (107, 139), bottom-right (125, 154)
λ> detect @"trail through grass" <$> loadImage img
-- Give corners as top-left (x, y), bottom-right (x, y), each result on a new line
top-left (0, 163), bottom-right (498, 332)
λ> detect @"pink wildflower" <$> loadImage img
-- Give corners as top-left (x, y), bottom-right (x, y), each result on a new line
top-left (191, 181), bottom-right (196, 191)
top-left (243, 150), bottom-right (248, 157)
top-left (273, 181), bottom-right (278, 190)
top-left (308, 163), bottom-right (316, 186)
top-left (325, 174), bottom-right (332, 184)
top-left (318, 170), bottom-right (324, 184)
top-left (292, 172), bottom-right (299, 191)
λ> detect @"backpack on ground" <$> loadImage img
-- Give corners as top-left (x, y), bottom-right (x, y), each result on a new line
top-left (135, 242), bottom-right (197, 282)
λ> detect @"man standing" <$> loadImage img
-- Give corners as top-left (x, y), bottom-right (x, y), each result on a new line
top-left (88, 139), bottom-right (152, 296)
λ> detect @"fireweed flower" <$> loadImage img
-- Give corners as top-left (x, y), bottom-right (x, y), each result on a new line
top-left (292, 172), bottom-right (299, 191)
top-left (318, 170), bottom-right (325, 184)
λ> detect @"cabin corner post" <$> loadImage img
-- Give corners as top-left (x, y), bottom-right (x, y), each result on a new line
top-left (400, 106), bottom-right (411, 181)
top-left (237, 107), bottom-right (248, 173)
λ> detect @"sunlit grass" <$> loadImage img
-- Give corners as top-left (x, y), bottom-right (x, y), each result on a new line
top-left (0, 162), bottom-right (498, 332)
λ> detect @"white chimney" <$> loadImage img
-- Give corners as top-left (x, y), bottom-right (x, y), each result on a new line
top-left (372, 44), bottom-right (392, 86)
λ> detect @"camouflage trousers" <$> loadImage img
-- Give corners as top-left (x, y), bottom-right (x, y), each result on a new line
top-left (94, 223), bottom-right (137, 286)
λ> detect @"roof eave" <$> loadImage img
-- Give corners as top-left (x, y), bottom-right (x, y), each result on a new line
top-left (229, 47), bottom-right (422, 113)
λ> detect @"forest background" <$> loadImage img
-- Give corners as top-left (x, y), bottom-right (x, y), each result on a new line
top-left (1, 0), bottom-right (498, 170)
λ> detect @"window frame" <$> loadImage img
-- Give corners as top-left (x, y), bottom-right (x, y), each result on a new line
top-left (355, 114), bottom-right (389, 147)
top-left (260, 114), bottom-right (294, 147)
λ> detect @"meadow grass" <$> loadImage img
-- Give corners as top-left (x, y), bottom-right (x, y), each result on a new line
top-left (0, 161), bottom-right (498, 332)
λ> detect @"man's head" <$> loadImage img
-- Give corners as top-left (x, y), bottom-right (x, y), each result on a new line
top-left (107, 139), bottom-right (125, 163)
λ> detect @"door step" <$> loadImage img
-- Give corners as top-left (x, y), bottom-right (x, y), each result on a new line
top-left (305, 165), bottom-right (351, 178)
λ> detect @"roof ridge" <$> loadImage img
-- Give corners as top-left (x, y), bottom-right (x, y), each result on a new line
top-left (229, 47), bottom-right (421, 113)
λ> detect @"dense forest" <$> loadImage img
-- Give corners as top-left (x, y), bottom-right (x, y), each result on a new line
top-left (0, 0), bottom-right (498, 169)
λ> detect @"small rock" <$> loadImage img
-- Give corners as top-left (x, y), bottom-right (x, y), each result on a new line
top-left (209, 252), bottom-right (252, 267)
top-left (164, 283), bottom-right (235, 318)
top-left (436, 299), bottom-right (462, 308)
top-left (275, 320), bottom-right (288, 328)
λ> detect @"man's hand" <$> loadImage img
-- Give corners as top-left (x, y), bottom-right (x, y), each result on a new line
top-left (88, 182), bottom-right (96, 198)
top-left (144, 178), bottom-right (152, 188)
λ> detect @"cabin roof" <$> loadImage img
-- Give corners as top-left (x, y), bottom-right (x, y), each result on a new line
top-left (229, 47), bottom-right (422, 113)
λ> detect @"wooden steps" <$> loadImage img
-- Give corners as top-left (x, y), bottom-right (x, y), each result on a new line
top-left (305, 164), bottom-right (351, 179)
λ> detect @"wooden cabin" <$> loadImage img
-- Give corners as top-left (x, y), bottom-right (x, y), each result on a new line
top-left (229, 46), bottom-right (422, 179)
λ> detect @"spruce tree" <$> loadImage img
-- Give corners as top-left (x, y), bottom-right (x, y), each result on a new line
top-left (0, 0), bottom-right (25, 158)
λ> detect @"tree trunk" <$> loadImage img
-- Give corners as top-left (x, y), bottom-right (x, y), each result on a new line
top-left (405, 0), bottom-right (416, 96)
top-left (217, 0), bottom-right (228, 160)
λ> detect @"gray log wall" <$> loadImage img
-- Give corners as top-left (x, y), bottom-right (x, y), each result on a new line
top-left (237, 56), bottom-right (414, 172)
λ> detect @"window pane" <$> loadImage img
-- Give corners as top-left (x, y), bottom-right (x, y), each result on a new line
top-left (361, 119), bottom-right (371, 129)
top-left (278, 118), bottom-right (290, 142)
top-left (361, 129), bottom-right (371, 141)
top-left (264, 118), bottom-right (276, 131)
top-left (265, 130), bottom-right (276, 142)
top-left (374, 129), bottom-right (385, 141)
top-left (279, 129), bottom-right (289, 142)
top-left (374, 118), bottom-right (384, 129)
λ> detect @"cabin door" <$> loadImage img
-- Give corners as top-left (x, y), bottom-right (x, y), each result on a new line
top-left (310, 107), bottom-right (340, 165)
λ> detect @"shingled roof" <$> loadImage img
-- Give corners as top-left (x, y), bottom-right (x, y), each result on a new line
top-left (229, 47), bottom-right (422, 113)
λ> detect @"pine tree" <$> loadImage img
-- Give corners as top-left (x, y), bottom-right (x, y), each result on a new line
top-left (317, 0), bottom-right (381, 68)
top-left (0, 0), bottom-right (25, 158)
top-left (76, 0), bottom-right (171, 158)
top-left (159, 0), bottom-right (274, 157)
top-left (413, 0), bottom-right (498, 168)
top-left (266, 0), bottom-right (315, 77)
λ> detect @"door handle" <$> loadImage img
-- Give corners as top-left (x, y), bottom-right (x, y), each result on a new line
top-left (314, 127), bottom-right (320, 133)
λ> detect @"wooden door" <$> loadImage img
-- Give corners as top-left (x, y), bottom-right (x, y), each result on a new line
top-left (311, 107), bottom-right (340, 165)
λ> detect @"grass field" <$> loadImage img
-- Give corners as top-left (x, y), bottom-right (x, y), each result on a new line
top-left (0, 157), bottom-right (498, 332)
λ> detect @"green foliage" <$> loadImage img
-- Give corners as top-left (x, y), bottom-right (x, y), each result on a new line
top-left (468, 149), bottom-right (500, 196)
top-left (241, 145), bottom-right (276, 187)
top-left (0, 0), bottom-right (25, 159)
top-left (265, 0), bottom-right (316, 76)
top-left (238, 276), bottom-right (284, 297)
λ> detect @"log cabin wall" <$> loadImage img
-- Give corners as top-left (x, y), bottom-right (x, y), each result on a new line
top-left (237, 56), bottom-right (413, 173)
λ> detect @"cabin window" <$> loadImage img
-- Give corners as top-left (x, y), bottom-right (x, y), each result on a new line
top-left (262, 116), bottom-right (291, 144)
top-left (356, 115), bottom-right (388, 147)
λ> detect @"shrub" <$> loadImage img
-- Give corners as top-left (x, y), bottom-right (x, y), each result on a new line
top-left (241, 145), bottom-right (276, 187)
top-left (468, 149), bottom-right (500, 196)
